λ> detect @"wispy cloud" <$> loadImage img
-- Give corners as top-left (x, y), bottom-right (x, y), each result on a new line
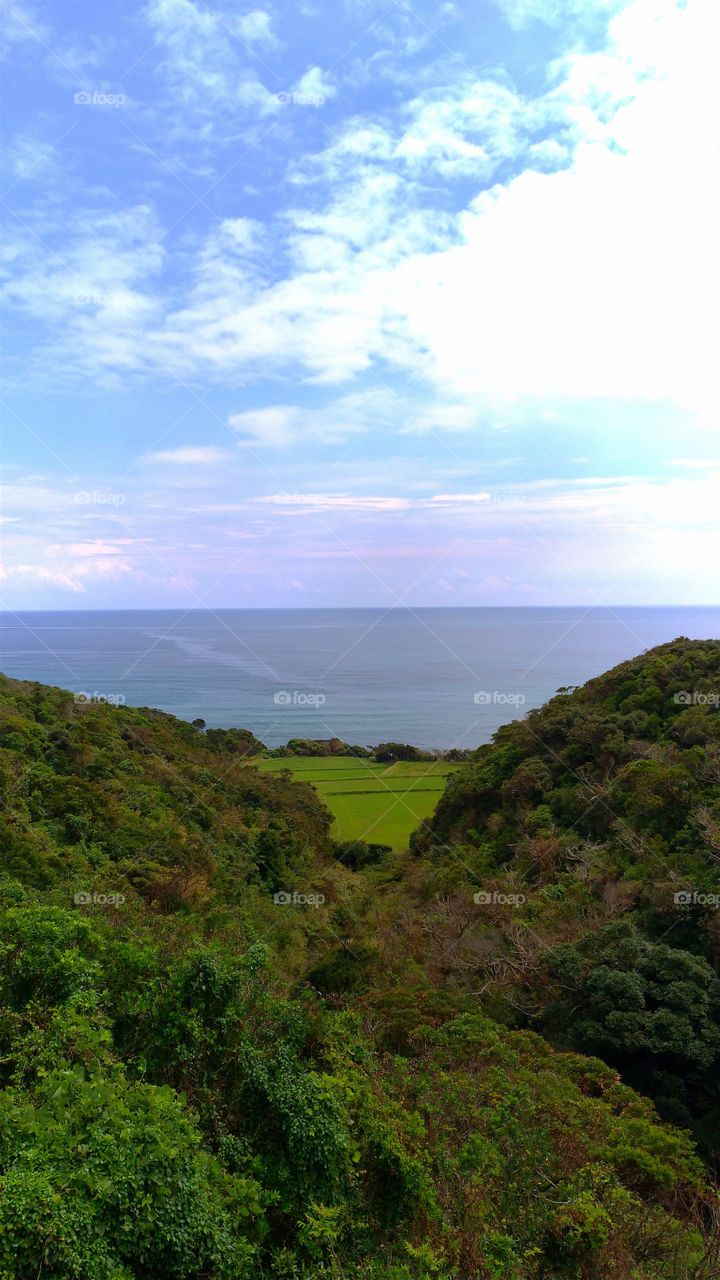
top-left (143, 0), bottom-right (283, 125)
top-left (147, 445), bottom-right (230, 464)
top-left (257, 492), bottom-right (410, 511)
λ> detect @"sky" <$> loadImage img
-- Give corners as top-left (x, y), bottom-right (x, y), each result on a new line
top-left (1, 0), bottom-right (719, 609)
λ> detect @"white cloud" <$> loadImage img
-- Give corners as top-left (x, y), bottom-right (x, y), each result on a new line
top-left (3, 0), bottom-right (718, 436)
top-left (143, 0), bottom-right (280, 121)
top-left (4, 128), bottom-right (69, 186)
top-left (229, 406), bottom-right (300, 447)
top-left (2, 461), bottom-right (718, 605)
top-left (228, 389), bottom-right (400, 446)
top-left (230, 8), bottom-right (276, 47)
top-left (431, 492), bottom-right (492, 504)
top-left (1, 564), bottom-right (87, 592)
top-left (291, 65), bottom-right (335, 105)
top-left (47, 541), bottom-right (125, 557)
top-left (156, 0), bottom-right (720, 415)
top-left (383, 0), bottom-right (720, 414)
top-left (257, 492), bottom-right (410, 511)
top-left (405, 403), bottom-right (483, 433)
top-left (1, 552), bottom-right (133, 594)
top-left (671, 458), bottom-right (720, 471)
top-left (0, 0), bottom-right (48, 57)
top-left (147, 445), bottom-right (229, 464)
top-left (492, 0), bottom-right (624, 29)
top-left (0, 1), bottom-right (109, 87)
top-left (1, 204), bottom-right (165, 384)
top-left (394, 80), bottom-right (529, 178)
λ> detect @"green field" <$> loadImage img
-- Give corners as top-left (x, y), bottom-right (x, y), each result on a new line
top-left (254, 757), bottom-right (457, 847)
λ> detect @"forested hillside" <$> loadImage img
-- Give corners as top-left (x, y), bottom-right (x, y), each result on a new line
top-left (0, 647), bottom-right (719, 1278)
top-left (406, 639), bottom-right (720, 1167)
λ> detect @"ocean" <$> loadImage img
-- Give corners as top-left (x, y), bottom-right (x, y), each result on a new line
top-left (1, 607), bottom-right (718, 750)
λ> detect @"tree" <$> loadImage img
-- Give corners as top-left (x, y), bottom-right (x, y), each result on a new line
top-left (542, 922), bottom-right (720, 1156)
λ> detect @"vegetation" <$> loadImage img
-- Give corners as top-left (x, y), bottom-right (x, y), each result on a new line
top-left (263, 738), bottom-right (471, 764)
top-left (0, 643), bottom-right (719, 1277)
top-left (408, 638), bottom-right (720, 1164)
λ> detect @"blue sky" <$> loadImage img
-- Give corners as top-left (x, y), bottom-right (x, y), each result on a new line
top-left (1, 0), bottom-right (718, 608)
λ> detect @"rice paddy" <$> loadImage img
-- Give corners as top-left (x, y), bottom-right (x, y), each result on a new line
top-left (253, 756), bottom-right (458, 847)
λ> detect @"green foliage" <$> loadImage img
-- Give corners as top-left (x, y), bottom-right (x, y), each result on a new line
top-left (0, 673), bottom-right (331, 905)
top-left (409, 639), bottom-right (720, 1167)
top-left (334, 839), bottom-right (392, 870)
top-left (422, 638), bottom-right (720, 876)
top-left (542, 921), bottom-right (720, 1153)
top-left (0, 657), bottom-right (718, 1278)
top-left (374, 743), bottom-right (430, 763)
top-left (0, 1067), bottom-right (262, 1279)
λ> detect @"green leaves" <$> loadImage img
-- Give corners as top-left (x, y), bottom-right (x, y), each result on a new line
top-left (0, 657), bottom-right (719, 1278)
top-left (0, 1068), bottom-right (262, 1278)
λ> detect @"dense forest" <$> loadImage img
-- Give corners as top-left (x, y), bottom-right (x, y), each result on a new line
top-left (0, 639), bottom-right (719, 1278)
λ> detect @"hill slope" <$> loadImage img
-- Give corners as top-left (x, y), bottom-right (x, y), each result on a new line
top-left (0, 658), bottom-right (718, 1278)
top-left (400, 639), bottom-right (720, 1164)
top-left (0, 672), bottom-right (331, 906)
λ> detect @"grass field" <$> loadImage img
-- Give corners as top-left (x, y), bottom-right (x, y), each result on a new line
top-left (254, 756), bottom-right (458, 847)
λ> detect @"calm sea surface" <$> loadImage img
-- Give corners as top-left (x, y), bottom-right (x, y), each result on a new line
top-left (1, 608), bottom-right (718, 749)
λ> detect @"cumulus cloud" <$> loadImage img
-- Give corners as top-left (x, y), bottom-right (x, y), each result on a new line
top-left (290, 65), bottom-right (335, 104)
top-left (394, 79), bottom-right (532, 178)
top-left (8, 0), bottom-right (716, 420)
top-left (231, 8), bottom-right (277, 47)
top-left (139, 6), bottom-right (720, 413)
